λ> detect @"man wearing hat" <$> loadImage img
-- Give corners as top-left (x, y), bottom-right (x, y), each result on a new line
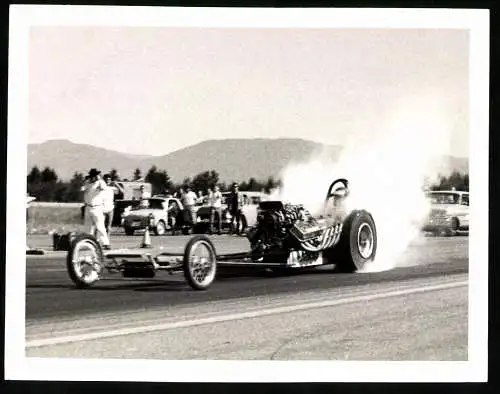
top-left (81, 168), bottom-right (111, 250)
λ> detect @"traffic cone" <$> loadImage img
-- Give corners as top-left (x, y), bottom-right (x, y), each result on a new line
top-left (141, 225), bottom-right (152, 248)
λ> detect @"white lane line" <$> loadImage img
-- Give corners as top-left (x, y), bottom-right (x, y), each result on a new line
top-left (26, 280), bottom-right (467, 348)
top-left (27, 268), bottom-right (65, 272)
top-left (26, 252), bottom-right (66, 259)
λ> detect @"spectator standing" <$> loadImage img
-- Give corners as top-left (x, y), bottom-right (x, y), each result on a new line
top-left (229, 183), bottom-right (244, 235)
top-left (102, 174), bottom-right (115, 237)
top-left (209, 185), bottom-right (223, 235)
top-left (181, 186), bottom-right (198, 226)
top-left (80, 168), bottom-right (111, 250)
top-left (139, 184), bottom-right (151, 199)
top-left (167, 200), bottom-right (178, 232)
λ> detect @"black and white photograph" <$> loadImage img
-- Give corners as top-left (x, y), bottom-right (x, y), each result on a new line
top-left (6, 5), bottom-right (489, 383)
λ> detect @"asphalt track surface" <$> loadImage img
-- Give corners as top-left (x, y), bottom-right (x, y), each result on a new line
top-left (26, 234), bottom-right (468, 321)
top-left (23, 233), bottom-right (469, 363)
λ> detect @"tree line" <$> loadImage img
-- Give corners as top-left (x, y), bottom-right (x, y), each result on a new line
top-left (27, 165), bottom-right (469, 203)
top-left (26, 166), bottom-right (283, 202)
top-left (426, 171), bottom-right (469, 192)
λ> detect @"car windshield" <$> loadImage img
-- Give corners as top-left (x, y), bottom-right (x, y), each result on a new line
top-left (427, 192), bottom-right (460, 205)
top-left (132, 198), bottom-right (165, 210)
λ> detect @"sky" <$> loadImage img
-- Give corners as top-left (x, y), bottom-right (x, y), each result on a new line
top-left (28, 27), bottom-right (469, 157)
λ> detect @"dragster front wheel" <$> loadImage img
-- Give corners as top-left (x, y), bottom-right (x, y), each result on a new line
top-left (183, 235), bottom-right (217, 290)
top-left (66, 234), bottom-right (105, 288)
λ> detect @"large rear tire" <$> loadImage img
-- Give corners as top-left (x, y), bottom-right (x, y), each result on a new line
top-left (183, 235), bottom-right (217, 290)
top-left (66, 234), bottom-right (105, 288)
top-left (328, 210), bottom-right (377, 273)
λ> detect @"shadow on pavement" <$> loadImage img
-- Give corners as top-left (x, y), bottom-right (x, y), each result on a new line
top-left (27, 280), bottom-right (188, 292)
top-left (25, 266), bottom-right (336, 292)
top-left (26, 261), bottom-right (467, 293)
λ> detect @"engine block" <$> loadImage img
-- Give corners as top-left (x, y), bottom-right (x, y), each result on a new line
top-left (289, 219), bottom-right (328, 242)
top-left (247, 200), bottom-right (338, 262)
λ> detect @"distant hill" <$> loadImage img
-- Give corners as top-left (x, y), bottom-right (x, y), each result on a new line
top-left (27, 139), bottom-right (147, 179)
top-left (146, 138), bottom-right (343, 184)
top-left (27, 138), bottom-right (469, 183)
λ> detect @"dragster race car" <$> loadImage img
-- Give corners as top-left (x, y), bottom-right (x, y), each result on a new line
top-left (65, 178), bottom-right (377, 291)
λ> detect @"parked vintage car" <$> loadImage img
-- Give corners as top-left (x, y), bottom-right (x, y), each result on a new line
top-left (422, 190), bottom-right (469, 236)
top-left (121, 196), bottom-right (193, 235)
top-left (111, 199), bottom-right (142, 227)
top-left (194, 191), bottom-right (263, 234)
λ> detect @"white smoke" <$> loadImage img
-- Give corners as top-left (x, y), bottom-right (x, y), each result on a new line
top-left (273, 91), bottom-right (452, 272)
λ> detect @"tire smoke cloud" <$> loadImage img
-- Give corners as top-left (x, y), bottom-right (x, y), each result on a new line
top-left (270, 92), bottom-right (453, 272)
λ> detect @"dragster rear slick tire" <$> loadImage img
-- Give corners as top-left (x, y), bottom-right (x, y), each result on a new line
top-left (183, 235), bottom-right (218, 290)
top-left (66, 233), bottom-right (104, 288)
top-left (325, 210), bottom-right (377, 273)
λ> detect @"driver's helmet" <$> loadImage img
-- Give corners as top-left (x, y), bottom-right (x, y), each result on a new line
top-left (332, 186), bottom-right (348, 198)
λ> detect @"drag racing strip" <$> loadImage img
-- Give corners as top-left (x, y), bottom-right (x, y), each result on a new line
top-left (26, 273), bottom-right (467, 355)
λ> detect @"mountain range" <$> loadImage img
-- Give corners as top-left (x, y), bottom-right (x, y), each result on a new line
top-left (27, 138), bottom-right (469, 183)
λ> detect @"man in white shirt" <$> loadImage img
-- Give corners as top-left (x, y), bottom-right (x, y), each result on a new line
top-left (209, 185), bottom-right (223, 234)
top-left (81, 168), bottom-right (111, 250)
top-left (181, 186), bottom-right (198, 226)
top-left (102, 174), bottom-right (115, 237)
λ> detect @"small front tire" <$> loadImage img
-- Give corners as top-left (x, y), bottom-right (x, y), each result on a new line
top-left (183, 235), bottom-right (217, 290)
top-left (66, 234), bottom-right (104, 288)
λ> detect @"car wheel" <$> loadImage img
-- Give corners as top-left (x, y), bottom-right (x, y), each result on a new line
top-left (124, 227), bottom-right (135, 236)
top-left (325, 210), bottom-right (377, 273)
top-left (183, 235), bottom-right (217, 290)
top-left (155, 220), bottom-right (166, 236)
top-left (66, 234), bottom-right (104, 288)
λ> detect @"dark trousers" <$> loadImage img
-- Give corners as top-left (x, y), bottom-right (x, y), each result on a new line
top-left (230, 209), bottom-right (242, 234)
top-left (210, 207), bottom-right (222, 234)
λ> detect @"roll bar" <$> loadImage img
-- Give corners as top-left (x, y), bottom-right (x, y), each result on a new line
top-left (325, 178), bottom-right (349, 202)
